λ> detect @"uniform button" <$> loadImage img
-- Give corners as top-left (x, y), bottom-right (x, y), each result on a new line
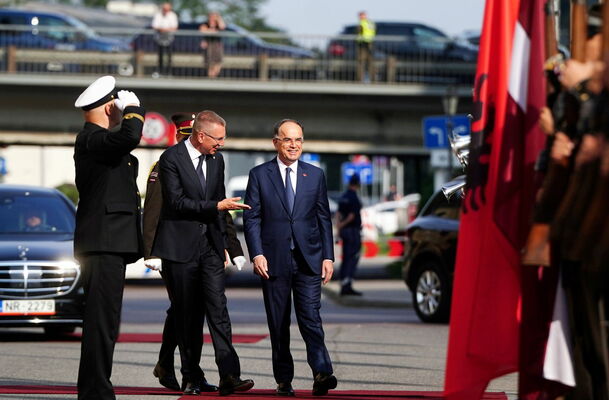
top-left (199, 224), bottom-right (203, 228)
top-left (128, 162), bottom-right (132, 166)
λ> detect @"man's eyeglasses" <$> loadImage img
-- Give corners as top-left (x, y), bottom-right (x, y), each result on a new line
top-left (197, 130), bottom-right (226, 144)
top-left (275, 137), bottom-right (303, 145)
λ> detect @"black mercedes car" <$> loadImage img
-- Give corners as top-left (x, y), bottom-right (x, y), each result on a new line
top-left (0, 184), bottom-right (83, 335)
top-left (402, 177), bottom-right (463, 323)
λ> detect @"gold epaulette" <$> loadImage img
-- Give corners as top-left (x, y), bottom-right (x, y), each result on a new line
top-left (124, 113), bottom-right (145, 123)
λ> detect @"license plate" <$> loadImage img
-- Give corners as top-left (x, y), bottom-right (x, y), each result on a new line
top-left (0, 300), bottom-right (55, 315)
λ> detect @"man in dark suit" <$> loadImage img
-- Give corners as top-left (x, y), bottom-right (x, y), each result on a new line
top-left (73, 75), bottom-right (145, 400)
top-left (152, 110), bottom-right (254, 396)
top-left (143, 112), bottom-right (244, 392)
top-left (243, 119), bottom-right (337, 397)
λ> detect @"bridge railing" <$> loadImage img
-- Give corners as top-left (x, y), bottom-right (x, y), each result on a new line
top-left (0, 25), bottom-right (477, 84)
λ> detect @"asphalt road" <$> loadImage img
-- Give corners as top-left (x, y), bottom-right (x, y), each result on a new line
top-left (0, 274), bottom-right (517, 399)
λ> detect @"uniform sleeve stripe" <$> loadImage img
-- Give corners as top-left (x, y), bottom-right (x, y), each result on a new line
top-left (123, 113), bottom-right (145, 123)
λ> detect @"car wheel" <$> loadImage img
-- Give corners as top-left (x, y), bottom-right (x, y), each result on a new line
top-left (411, 260), bottom-right (450, 323)
top-left (44, 326), bottom-right (76, 336)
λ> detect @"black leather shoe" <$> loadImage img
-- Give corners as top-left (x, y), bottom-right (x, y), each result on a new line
top-left (152, 363), bottom-right (181, 391)
top-left (276, 382), bottom-right (295, 396)
top-left (200, 377), bottom-right (219, 392)
top-left (340, 286), bottom-right (362, 296)
top-left (219, 375), bottom-right (255, 396)
top-left (312, 373), bottom-right (337, 396)
top-left (183, 381), bottom-right (201, 395)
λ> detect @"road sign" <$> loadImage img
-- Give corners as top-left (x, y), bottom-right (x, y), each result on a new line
top-left (301, 153), bottom-right (320, 167)
top-left (342, 162), bottom-right (373, 185)
top-left (422, 114), bottom-right (470, 148)
top-left (142, 112), bottom-right (171, 145)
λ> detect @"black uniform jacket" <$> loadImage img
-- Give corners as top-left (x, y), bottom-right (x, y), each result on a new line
top-left (143, 160), bottom-right (243, 260)
top-left (152, 140), bottom-right (229, 263)
top-left (73, 105), bottom-right (145, 261)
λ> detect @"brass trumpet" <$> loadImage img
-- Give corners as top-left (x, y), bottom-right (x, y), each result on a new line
top-left (441, 132), bottom-right (470, 200)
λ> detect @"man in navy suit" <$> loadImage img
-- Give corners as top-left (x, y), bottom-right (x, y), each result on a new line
top-left (243, 119), bottom-right (337, 397)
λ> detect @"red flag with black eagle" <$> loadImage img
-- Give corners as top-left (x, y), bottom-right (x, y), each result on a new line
top-left (443, 0), bottom-right (546, 398)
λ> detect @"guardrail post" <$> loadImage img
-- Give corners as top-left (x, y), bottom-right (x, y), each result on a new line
top-left (134, 50), bottom-right (144, 78)
top-left (258, 53), bottom-right (269, 81)
top-left (7, 46), bottom-right (16, 73)
top-left (386, 56), bottom-right (397, 83)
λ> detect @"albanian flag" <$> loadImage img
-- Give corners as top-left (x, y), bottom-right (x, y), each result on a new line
top-left (443, 0), bottom-right (546, 398)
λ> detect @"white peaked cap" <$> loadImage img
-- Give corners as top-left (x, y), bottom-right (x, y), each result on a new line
top-left (74, 75), bottom-right (116, 110)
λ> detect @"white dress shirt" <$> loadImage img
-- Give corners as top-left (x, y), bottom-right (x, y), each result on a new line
top-left (185, 138), bottom-right (206, 179)
top-left (277, 158), bottom-right (297, 193)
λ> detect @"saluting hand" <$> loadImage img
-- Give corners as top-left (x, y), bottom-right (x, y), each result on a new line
top-left (217, 197), bottom-right (251, 211)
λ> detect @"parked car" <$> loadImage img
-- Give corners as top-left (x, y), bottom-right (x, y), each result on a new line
top-left (0, 8), bottom-right (133, 74)
top-left (132, 22), bottom-right (313, 57)
top-left (360, 193), bottom-right (420, 241)
top-left (131, 22), bottom-right (314, 78)
top-left (0, 184), bottom-right (84, 335)
top-left (328, 22), bottom-right (477, 61)
top-left (326, 22), bottom-right (477, 83)
top-left (402, 177), bottom-right (463, 323)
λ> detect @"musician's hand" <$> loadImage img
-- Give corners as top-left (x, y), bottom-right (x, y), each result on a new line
top-left (539, 107), bottom-right (554, 136)
top-left (551, 132), bottom-right (574, 164)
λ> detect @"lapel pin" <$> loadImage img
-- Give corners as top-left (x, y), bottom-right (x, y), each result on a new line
top-left (302, 173), bottom-right (307, 177)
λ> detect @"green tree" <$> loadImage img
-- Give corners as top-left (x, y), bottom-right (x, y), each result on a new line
top-left (176, 0), bottom-right (280, 32)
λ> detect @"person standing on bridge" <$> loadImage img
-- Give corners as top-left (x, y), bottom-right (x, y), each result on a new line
top-left (356, 10), bottom-right (376, 83)
top-left (243, 119), bottom-right (337, 396)
top-left (152, 2), bottom-right (178, 77)
top-left (73, 75), bottom-right (145, 400)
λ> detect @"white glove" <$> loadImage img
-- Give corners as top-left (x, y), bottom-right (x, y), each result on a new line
top-left (232, 256), bottom-right (246, 271)
top-left (144, 258), bottom-right (162, 271)
top-left (114, 90), bottom-right (140, 111)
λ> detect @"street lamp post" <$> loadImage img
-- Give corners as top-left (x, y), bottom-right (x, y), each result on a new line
top-left (442, 86), bottom-right (459, 178)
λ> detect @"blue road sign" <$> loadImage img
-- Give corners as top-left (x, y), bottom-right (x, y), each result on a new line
top-left (301, 153), bottom-right (320, 167)
top-left (422, 114), bottom-right (471, 148)
top-left (341, 162), bottom-right (373, 185)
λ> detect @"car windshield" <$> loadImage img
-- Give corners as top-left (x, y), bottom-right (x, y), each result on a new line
top-left (0, 193), bottom-right (75, 235)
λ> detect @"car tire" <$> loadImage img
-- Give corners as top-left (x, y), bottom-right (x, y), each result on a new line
top-left (411, 260), bottom-right (451, 323)
top-left (44, 326), bottom-right (76, 336)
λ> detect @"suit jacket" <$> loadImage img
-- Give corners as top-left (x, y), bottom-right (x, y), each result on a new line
top-left (243, 158), bottom-right (334, 276)
top-left (73, 105), bottom-right (145, 261)
top-left (143, 159), bottom-right (243, 260)
top-left (152, 140), bottom-right (228, 263)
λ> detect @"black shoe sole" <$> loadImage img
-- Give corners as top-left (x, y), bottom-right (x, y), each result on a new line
top-left (313, 376), bottom-right (337, 396)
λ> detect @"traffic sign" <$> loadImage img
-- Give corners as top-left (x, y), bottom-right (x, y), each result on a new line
top-left (301, 153), bottom-right (320, 167)
top-left (422, 114), bottom-right (470, 148)
top-left (142, 112), bottom-right (171, 145)
top-left (341, 162), bottom-right (373, 185)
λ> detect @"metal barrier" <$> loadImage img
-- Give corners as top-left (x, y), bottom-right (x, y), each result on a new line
top-left (0, 25), bottom-right (476, 84)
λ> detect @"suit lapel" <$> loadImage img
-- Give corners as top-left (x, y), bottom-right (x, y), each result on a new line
top-left (267, 159), bottom-right (290, 215)
top-left (292, 162), bottom-right (308, 215)
top-left (176, 141), bottom-right (205, 199)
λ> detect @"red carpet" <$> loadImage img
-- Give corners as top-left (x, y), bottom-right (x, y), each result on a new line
top-left (0, 386), bottom-right (507, 399)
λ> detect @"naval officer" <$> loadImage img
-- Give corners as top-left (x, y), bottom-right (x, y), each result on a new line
top-left (73, 75), bottom-right (145, 400)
